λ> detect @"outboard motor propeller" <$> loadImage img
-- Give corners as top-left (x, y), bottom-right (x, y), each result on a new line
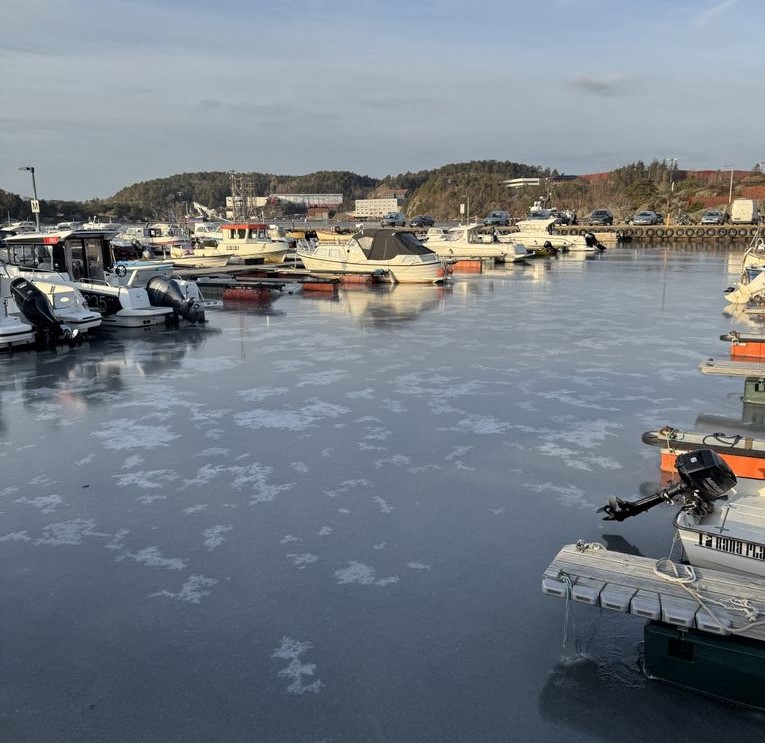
top-left (146, 276), bottom-right (206, 324)
top-left (598, 448), bottom-right (736, 522)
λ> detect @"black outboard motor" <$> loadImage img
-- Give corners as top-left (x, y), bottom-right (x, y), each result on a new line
top-left (598, 448), bottom-right (736, 522)
top-left (146, 276), bottom-right (206, 324)
top-left (584, 231), bottom-right (606, 252)
top-left (10, 277), bottom-right (78, 348)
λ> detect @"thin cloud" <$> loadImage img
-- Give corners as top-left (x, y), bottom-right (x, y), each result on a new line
top-left (569, 73), bottom-right (631, 96)
top-left (695, 0), bottom-right (739, 28)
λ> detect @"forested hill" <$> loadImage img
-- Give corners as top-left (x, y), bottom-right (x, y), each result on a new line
top-left (3, 159), bottom-right (765, 224)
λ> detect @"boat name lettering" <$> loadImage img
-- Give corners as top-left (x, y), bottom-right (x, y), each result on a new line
top-left (697, 533), bottom-right (765, 560)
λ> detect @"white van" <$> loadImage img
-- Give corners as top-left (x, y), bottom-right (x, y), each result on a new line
top-left (730, 199), bottom-right (760, 224)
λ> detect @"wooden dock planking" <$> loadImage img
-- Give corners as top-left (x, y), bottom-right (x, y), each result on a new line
top-left (542, 543), bottom-right (765, 642)
top-left (698, 358), bottom-right (765, 378)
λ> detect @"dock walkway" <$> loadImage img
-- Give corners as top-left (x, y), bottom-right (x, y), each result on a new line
top-left (543, 542), bottom-right (765, 642)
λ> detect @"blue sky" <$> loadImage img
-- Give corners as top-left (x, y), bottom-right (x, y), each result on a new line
top-left (2, 0), bottom-right (763, 200)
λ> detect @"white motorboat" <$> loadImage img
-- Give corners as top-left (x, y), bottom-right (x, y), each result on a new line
top-left (496, 218), bottom-right (605, 253)
top-left (0, 295), bottom-right (35, 350)
top-left (195, 222), bottom-right (292, 264)
top-left (599, 447), bottom-right (765, 579)
top-left (1, 229), bottom-right (205, 327)
top-left (421, 224), bottom-right (510, 261)
top-left (1, 257), bottom-right (101, 334)
top-left (297, 228), bottom-right (449, 284)
top-left (723, 234), bottom-right (765, 304)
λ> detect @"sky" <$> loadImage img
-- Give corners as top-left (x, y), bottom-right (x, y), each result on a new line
top-left (2, 0), bottom-right (764, 201)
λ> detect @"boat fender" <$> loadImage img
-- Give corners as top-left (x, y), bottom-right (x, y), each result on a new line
top-left (114, 264), bottom-right (128, 277)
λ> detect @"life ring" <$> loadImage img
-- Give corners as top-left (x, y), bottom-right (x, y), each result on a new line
top-left (751, 227), bottom-right (759, 237)
top-left (656, 228), bottom-right (664, 238)
top-left (740, 228), bottom-right (749, 237)
top-left (706, 228), bottom-right (715, 236)
top-left (114, 264), bottom-right (128, 278)
top-left (675, 228), bottom-right (684, 237)
top-left (646, 228), bottom-right (655, 237)
top-left (718, 228), bottom-right (727, 237)
top-left (696, 228), bottom-right (705, 237)
top-left (634, 227), bottom-right (644, 237)
top-left (625, 228), bottom-right (633, 237)
top-left (665, 228), bottom-right (673, 238)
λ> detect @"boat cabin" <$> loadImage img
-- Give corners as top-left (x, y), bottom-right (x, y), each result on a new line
top-left (355, 229), bottom-right (437, 259)
top-left (2, 229), bottom-right (118, 283)
top-left (222, 223), bottom-right (271, 241)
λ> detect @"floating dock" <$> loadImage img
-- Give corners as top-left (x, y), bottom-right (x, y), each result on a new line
top-left (543, 542), bottom-right (765, 707)
top-left (543, 542), bottom-right (765, 641)
top-left (556, 224), bottom-right (760, 242)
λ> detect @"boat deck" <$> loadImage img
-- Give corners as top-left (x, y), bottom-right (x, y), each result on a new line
top-left (542, 542), bottom-right (765, 642)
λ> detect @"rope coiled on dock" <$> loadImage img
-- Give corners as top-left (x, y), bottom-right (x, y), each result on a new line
top-left (654, 536), bottom-right (765, 632)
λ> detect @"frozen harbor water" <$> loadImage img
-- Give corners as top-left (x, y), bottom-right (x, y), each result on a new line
top-left (1, 245), bottom-right (764, 742)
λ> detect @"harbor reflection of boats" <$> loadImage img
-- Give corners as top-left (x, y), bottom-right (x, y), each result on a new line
top-left (10, 323), bottom-right (222, 415)
top-left (313, 283), bottom-right (451, 326)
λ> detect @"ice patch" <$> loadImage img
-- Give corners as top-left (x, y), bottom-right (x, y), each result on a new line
top-left (346, 388), bottom-right (375, 399)
top-left (203, 525), bottom-right (232, 550)
top-left (451, 415), bottom-right (512, 435)
top-left (525, 481), bottom-right (590, 508)
top-left (272, 637), bottom-right (323, 695)
top-left (407, 562), bottom-right (431, 570)
top-left (0, 531), bottom-right (31, 542)
top-left (118, 546), bottom-right (187, 570)
top-left (372, 496), bottom-right (394, 513)
top-left (152, 574), bottom-right (218, 604)
top-left (91, 419), bottom-right (181, 450)
top-left (114, 469), bottom-right (179, 490)
top-left (296, 370), bottom-right (349, 387)
top-left (334, 561), bottom-right (399, 586)
top-left (287, 552), bottom-right (319, 569)
top-left (195, 447), bottom-right (230, 458)
top-left (37, 518), bottom-right (100, 546)
top-left (14, 494), bottom-right (63, 514)
top-left (183, 504), bottom-right (209, 515)
top-left (374, 454), bottom-right (410, 469)
top-left (234, 398), bottom-right (349, 431)
top-left (238, 386), bottom-right (289, 402)
top-left (317, 526), bottom-right (332, 536)
top-left (382, 399), bottom-right (407, 413)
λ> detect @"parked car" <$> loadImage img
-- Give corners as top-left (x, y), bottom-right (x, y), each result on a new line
top-left (654, 212), bottom-right (665, 225)
top-left (701, 209), bottom-right (728, 225)
top-left (631, 211), bottom-right (661, 225)
top-left (483, 210), bottom-right (510, 226)
top-left (586, 209), bottom-right (613, 226)
top-left (380, 212), bottom-right (406, 227)
top-left (409, 214), bottom-right (435, 228)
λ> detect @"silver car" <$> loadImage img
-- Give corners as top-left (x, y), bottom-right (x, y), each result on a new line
top-left (380, 212), bottom-right (406, 227)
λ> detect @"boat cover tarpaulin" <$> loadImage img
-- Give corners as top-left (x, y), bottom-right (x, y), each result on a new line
top-left (356, 230), bottom-right (435, 260)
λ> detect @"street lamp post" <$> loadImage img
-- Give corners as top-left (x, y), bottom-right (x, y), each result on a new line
top-left (18, 166), bottom-right (40, 232)
top-left (665, 158), bottom-right (677, 225)
top-left (723, 164), bottom-right (734, 204)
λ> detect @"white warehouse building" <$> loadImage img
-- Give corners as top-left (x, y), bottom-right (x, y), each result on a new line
top-left (354, 198), bottom-right (401, 219)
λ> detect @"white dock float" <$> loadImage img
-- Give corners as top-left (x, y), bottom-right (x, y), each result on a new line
top-left (698, 358), bottom-right (765, 378)
top-left (542, 543), bottom-right (765, 641)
